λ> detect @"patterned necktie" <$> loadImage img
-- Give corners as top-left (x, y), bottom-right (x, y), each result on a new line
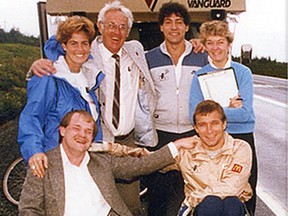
top-left (112, 54), bottom-right (120, 129)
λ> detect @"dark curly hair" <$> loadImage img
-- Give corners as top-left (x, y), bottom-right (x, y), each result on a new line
top-left (158, 2), bottom-right (190, 26)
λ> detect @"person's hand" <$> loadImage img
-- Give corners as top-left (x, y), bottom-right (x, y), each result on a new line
top-left (229, 95), bottom-right (243, 108)
top-left (190, 38), bottom-right (206, 53)
top-left (28, 153), bottom-right (48, 178)
top-left (108, 142), bottom-right (150, 157)
top-left (173, 135), bottom-right (200, 150)
top-left (31, 59), bottom-right (56, 77)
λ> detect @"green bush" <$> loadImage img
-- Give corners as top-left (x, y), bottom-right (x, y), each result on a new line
top-left (0, 44), bottom-right (40, 125)
top-left (233, 56), bottom-right (287, 79)
top-left (0, 87), bottom-right (27, 123)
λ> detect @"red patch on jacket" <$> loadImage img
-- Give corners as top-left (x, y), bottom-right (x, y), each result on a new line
top-left (232, 164), bottom-right (243, 173)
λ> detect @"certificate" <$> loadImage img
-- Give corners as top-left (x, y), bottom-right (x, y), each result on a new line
top-left (198, 68), bottom-right (239, 107)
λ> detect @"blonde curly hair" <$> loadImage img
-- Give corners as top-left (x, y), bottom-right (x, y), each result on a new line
top-left (199, 20), bottom-right (234, 45)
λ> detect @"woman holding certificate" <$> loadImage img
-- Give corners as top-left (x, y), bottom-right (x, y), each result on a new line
top-left (189, 20), bottom-right (257, 215)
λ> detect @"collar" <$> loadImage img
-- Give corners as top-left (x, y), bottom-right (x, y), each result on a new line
top-left (160, 40), bottom-right (193, 57)
top-left (53, 56), bottom-right (102, 89)
top-left (60, 144), bottom-right (90, 168)
top-left (54, 56), bottom-right (70, 74)
top-left (99, 40), bottom-right (123, 62)
top-left (54, 55), bottom-right (95, 77)
top-left (208, 55), bottom-right (232, 69)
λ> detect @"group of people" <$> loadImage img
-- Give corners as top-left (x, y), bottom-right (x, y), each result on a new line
top-left (18, 1), bottom-right (257, 216)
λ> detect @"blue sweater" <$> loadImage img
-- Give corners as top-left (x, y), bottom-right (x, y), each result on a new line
top-left (189, 61), bottom-right (255, 134)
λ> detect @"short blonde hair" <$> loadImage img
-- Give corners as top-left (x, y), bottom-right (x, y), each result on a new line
top-left (199, 20), bottom-right (234, 44)
top-left (56, 16), bottom-right (95, 44)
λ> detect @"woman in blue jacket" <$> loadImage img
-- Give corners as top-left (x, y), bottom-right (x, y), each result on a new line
top-left (189, 20), bottom-right (257, 215)
top-left (18, 16), bottom-right (104, 178)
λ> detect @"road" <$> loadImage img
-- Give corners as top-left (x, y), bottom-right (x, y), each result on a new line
top-left (253, 75), bottom-right (287, 216)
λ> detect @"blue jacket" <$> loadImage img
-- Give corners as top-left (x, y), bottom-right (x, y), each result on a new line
top-left (18, 63), bottom-right (104, 163)
top-left (189, 61), bottom-right (255, 134)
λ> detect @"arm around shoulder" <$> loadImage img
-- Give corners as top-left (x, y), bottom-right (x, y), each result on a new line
top-left (27, 58), bottom-right (56, 79)
top-left (112, 145), bottom-right (174, 180)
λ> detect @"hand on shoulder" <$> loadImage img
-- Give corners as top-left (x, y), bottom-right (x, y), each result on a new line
top-left (174, 135), bottom-right (200, 150)
top-left (30, 58), bottom-right (56, 78)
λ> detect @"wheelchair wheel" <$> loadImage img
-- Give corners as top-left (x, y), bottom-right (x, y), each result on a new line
top-left (2, 157), bottom-right (26, 205)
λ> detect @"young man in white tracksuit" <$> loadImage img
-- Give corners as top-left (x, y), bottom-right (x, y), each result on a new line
top-left (141, 2), bottom-right (208, 215)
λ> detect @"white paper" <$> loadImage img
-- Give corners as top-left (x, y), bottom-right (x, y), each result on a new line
top-left (198, 68), bottom-right (239, 107)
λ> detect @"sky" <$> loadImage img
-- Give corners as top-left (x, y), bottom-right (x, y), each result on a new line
top-left (0, 0), bottom-right (286, 62)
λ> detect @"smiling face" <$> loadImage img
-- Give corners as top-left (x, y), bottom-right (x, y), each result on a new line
top-left (160, 13), bottom-right (188, 46)
top-left (205, 35), bottom-right (231, 68)
top-left (97, 9), bottom-right (129, 54)
top-left (62, 32), bottom-right (91, 72)
top-left (194, 110), bottom-right (226, 151)
top-left (60, 113), bottom-right (95, 158)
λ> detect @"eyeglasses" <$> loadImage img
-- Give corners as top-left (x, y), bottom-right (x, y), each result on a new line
top-left (102, 22), bottom-right (128, 32)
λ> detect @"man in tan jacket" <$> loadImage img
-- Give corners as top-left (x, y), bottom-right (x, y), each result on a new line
top-left (175, 100), bottom-right (252, 215)
top-left (92, 100), bottom-right (253, 215)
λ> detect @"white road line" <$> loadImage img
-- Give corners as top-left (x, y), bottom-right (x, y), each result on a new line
top-left (254, 84), bottom-right (274, 88)
top-left (257, 184), bottom-right (288, 216)
top-left (254, 94), bottom-right (287, 109)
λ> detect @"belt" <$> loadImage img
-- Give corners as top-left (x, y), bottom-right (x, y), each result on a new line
top-left (115, 129), bottom-right (134, 141)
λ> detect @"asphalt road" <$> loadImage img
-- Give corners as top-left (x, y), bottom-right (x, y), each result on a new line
top-left (253, 75), bottom-right (287, 216)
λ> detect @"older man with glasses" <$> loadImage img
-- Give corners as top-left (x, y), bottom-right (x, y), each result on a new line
top-left (90, 2), bottom-right (157, 214)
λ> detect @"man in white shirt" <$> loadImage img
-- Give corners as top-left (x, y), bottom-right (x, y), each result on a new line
top-left (91, 2), bottom-right (157, 214)
top-left (19, 110), bottom-right (199, 216)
